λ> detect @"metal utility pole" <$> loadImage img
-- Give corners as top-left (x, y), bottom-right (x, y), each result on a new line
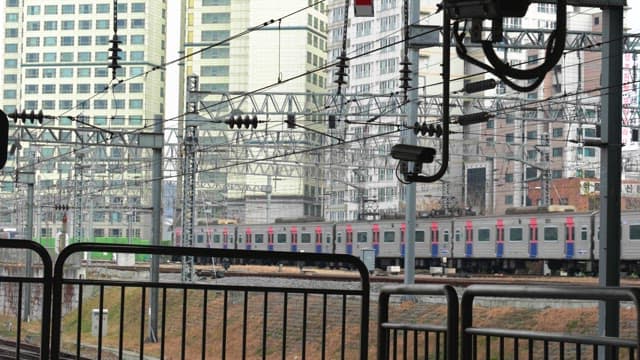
top-left (539, 133), bottom-right (551, 206)
top-left (18, 162), bottom-right (35, 321)
top-left (73, 152), bottom-right (85, 244)
top-left (598, 5), bottom-right (623, 359)
top-left (149, 102), bottom-right (164, 343)
top-left (402, 0), bottom-right (420, 285)
top-left (181, 75), bottom-right (200, 283)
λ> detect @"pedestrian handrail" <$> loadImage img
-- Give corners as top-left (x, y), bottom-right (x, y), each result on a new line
top-left (50, 243), bottom-right (371, 359)
top-left (0, 239), bottom-right (52, 359)
top-left (460, 284), bottom-right (640, 360)
top-left (377, 284), bottom-right (458, 360)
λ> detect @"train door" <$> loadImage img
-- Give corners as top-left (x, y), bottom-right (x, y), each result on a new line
top-left (496, 219), bottom-right (504, 258)
top-left (245, 227), bottom-right (252, 250)
top-left (315, 226), bottom-right (323, 253)
top-left (346, 224), bottom-right (353, 255)
top-left (529, 218), bottom-right (538, 258)
top-left (223, 227), bottom-right (229, 250)
top-left (431, 222), bottom-right (439, 258)
top-left (565, 216), bottom-right (575, 259)
top-left (465, 221), bottom-right (473, 257)
top-left (267, 226), bottom-right (274, 251)
top-left (372, 224), bottom-right (380, 256)
top-left (290, 226), bottom-right (298, 252)
top-left (400, 223), bottom-right (406, 258)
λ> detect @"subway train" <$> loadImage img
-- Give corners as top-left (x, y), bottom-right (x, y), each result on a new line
top-left (174, 207), bottom-right (640, 275)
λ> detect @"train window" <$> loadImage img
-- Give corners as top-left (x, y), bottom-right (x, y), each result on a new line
top-left (213, 234), bottom-right (221, 243)
top-left (477, 228), bottom-right (490, 242)
top-left (443, 230), bottom-right (450, 242)
top-left (384, 231), bottom-right (395, 242)
top-left (630, 225), bottom-right (640, 240)
top-left (454, 230), bottom-right (461, 242)
top-left (301, 233), bottom-right (311, 243)
top-left (509, 227), bottom-right (523, 241)
top-left (196, 234), bottom-right (205, 244)
top-left (277, 233), bottom-right (287, 243)
top-left (415, 230), bottom-right (425, 242)
top-left (580, 227), bottom-right (588, 241)
top-left (237, 235), bottom-right (242, 243)
top-left (337, 232), bottom-right (342, 243)
top-left (543, 227), bottom-right (558, 241)
top-left (255, 234), bottom-right (264, 243)
top-left (357, 231), bottom-right (368, 243)
top-left (326, 234), bottom-right (331, 243)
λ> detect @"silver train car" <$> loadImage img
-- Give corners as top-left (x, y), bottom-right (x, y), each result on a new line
top-left (173, 210), bottom-right (640, 275)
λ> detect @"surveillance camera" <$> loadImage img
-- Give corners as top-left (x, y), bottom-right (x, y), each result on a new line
top-left (390, 144), bottom-right (436, 164)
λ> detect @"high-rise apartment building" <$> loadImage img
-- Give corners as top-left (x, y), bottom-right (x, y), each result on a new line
top-left (179, 0), bottom-right (327, 224)
top-left (0, 1), bottom-right (167, 247)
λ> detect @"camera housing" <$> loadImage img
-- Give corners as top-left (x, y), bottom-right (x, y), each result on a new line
top-left (390, 144), bottom-right (436, 164)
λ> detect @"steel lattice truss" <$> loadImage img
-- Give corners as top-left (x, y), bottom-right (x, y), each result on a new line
top-left (4, 92), bottom-right (639, 190)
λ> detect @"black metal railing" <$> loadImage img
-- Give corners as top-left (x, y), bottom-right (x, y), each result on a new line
top-left (49, 243), bottom-right (371, 360)
top-left (377, 284), bottom-right (458, 360)
top-left (0, 239), bottom-right (52, 359)
top-left (460, 284), bottom-right (640, 360)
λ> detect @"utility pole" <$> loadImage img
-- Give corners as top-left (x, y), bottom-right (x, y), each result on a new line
top-left (402, 0), bottom-right (420, 285)
top-left (73, 152), bottom-right (85, 245)
top-left (599, 6), bottom-right (623, 359)
top-left (181, 75), bottom-right (200, 282)
top-left (539, 133), bottom-right (551, 206)
top-left (18, 155), bottom-right (35, 322)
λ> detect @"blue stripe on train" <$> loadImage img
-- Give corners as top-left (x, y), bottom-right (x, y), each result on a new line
top-left (496, 242), bottom-right (503, 258)
top-left (346, 243), bottom-right (352, 255)
top-left (431, 243), bottom-right (438, 258)
top-left (465, 243), bottom-right (473, 257)
top-left (565, 242), bottom-right (574, 259)
top-left (529, 243), bottom-right (538, 258)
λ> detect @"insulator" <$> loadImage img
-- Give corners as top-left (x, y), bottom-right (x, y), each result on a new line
top-left (250, 115), bottom-right (258, 129)
top-left (334, 51), bottom-right (349, 87)
top-left (399, 56), bottom-right (412, 91)
top-left (243, 115), bottom-right (252, 129)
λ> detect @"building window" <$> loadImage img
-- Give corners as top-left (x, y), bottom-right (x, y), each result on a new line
top-left (25, 53), bottom-right (40, 63)
top-left (60, 68), bottom-right (74, 78)
top-left (77, 68), bottom-right (91, 78)
top-left (202, 30), bottom-right (230, 41)
top-left (61, 5), bottom-right (75, 14)
top-left (43, 53), bottom-right (57, 62)
top-left (44, 21), bottom-right (57, 31)
top-left (129, 99), bottom-right (143, 109)
top-left (77, 84), bottom-right (90, 93)
top-left (552, 127), bottom-right (563, 138)
top-left (96, 20), bottom-right (110, 30)
top-left (505, 133), bottom-right (514, 144)
top-left (61, 36), bottom-right (74, 46)
top-left (129, 116), bottom-right (143, 126)
top-left (79, 20), bottom-right (92, 30)
top-left (131, 19), bottom-right (145, 28)
top-left (552, 170), bottom-right (563, 179)
top-left (505, 195), bottom-right (513, 205)
top-left (129, 83), bottom-right (144, 93)
top-left (505, 173), bottom-right (514, 183)
top-left (3, 90), bottom-right (16, 99)
top-left (202, 13), bottom-right (230, 24)
top-left (44, 5), bottom-right (57, 14)
top-left (130, 51), bottom-right (144, 61)
top-left (79, 4), bottom-right (92, 14)
top-left (94, 100), bottom-right (108, 110)
top-left (27, 5), bottom-right (41, 15)
top-left (130, 35), bottom-right (145, 45)
top-left (4, 59), bottom-right (17, 68)
top-left (61, 20), bottom-right (74, 30)
top-left (25, 69), bottom-right (39, 78)
top-left (552, 148), bottom-right (563, 157)
top-left (78, 36), bottom-right (91, 46)
top-left (26, 37), bottom-right (40, 47)
top-left (60, 84), bottom-right (73, 94)
top-left (25, 85), bottom-right (38, 94)
top-left (78, 52), bottom-right (91, 62)
top-left (131, 3), bottom-right (146, 12)
top-left (5, 28), bottom-right (18, 38)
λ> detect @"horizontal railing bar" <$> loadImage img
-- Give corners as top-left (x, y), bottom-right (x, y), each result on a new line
top-left (463, 284), bottom-right (640, 303)
top-left (381, 322), bottom-right (447, 332)
top-left (59, 279), bottom-right (366, 295)
top-left (466, 327), bottom-right (638, 348)
top-left (0, 276), bottom-right (49, 283)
